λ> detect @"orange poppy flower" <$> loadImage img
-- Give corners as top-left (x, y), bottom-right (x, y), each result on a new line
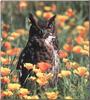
top-left (29, 95), bottom-right (39, 99)
top-left (63, 44), bottom-right (73, 52)
top-left (66, 8), bottom-right (74, 17)
top-left (51, 4), bottom-right (57, 12)
top-left (18, 88), bottom-right (29, 96)
top-left (76, 26), bottom-right (86, 37)
top-left (72, 45), bottom-right (82, 54)
top-left (65, 62), bottom-right (79, 69)
top-left (45, 91), bottom-right (58, 100)
top-left (37, 77), bottom-right (48, 86)
top-left (12, 75), bottom-right (18, 82)
top-left (58, 70), bottom-right (71, 77)
top-left (19, 1), bottom-right (27, 10)
top-left (24, 63), bottom-right (34, 70)
top-left (33, 67), bottom-right (41, 73)
top-left (84, 45), bottom-right (89, 51)
top-left (73, 67), bottom-right (89, 77)
top-left (81, 49), bottom-right (89, 56)
top-left (58, 50), bottom-right (68, 58)
top-left (43, 12), bottom-right (54, 19)
top-left (75, 35), bottom-right (84, 44)
top-left (65, 62), bottom-right (72, 70)
top-left (1, 57), bottom-right (10, 65)
top-left (2, 90), bottom-right (13, 97)
top-left (0, 51), bottom-right (6, 56)
top-left (0, 67), bottom-right (11, 76)
top-left (3, 42), bottom-right (11, 49)
top-left (56, 15), bottom-right (69, 22)
top-left (1, 76), bottom-right (10, 84)
top-left (8, 83), bottom-right (21, 91)
top-left (23, 95), bottom-right (39, 100)
top-left (6, 48), bottom-right (21, 56)
top-left (37, 62), bottom-right (52, 72)
top-left (11, 32), bottom-right (20, 39)
top-left (2, 31), bottom-right (8, 38)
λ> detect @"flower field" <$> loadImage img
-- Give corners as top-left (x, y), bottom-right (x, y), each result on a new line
top-left (1, 1), bottom-right (90, 100)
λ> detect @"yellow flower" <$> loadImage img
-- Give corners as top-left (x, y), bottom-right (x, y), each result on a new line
top-left (83, 45), bottom-right (89, 51)
top-left (36, 72), bottom-right (53, 86)
top-left (81, 49), bottom-right (89, 56)
top-left (1, 57), bottom-right (10, 65)
top-left (33, 67), bottom-right (41, 73)
top-left (6, 48), bottom-right (21, 56)
top-left (36, 72), bottom-right (44, 78)
top-left (45, 91), bottom-right (58, 99)
top-left (36, 10), bottom-right (42, 17)
top-left (2, 90), bottom-right (13, 97)
top-left (73, 67), bottom-right (89, 77)
top-left (1, 76), bottom-right (10, 84)
top-left (76, 25), bottom-right (86, 37)
top-left (11, 32), bottom-right (20, 38)
top-left (58, 70), bottom-right (71, 77)
top-left (63, 58), bottom-right (69, 63)
top-left (71, 62), bottom-right (79, 69)
top-left (65, 8), bottom-right (74, 17)
top-left (0, 67), bottom-right (11, 76)
top-left (23, 95), bottom-right (31, 100)
top-left (46, 73), bottom-right (53, 80)
top-left (30, 95), bottom-right (39, 99)
top-left (8, 83), bottom-right (21, 91)
top-left (36, 72), bottom-right (53, 80)
top-left (37, 77), bottom-right (48, 86)
top-left (18, 88), bottom-right (29, 96)
top-left (64, 96), bottom-right (73, 99)
top-left (43, 12), bottom-right (54, 19)
top-left (83, 21), bottom-right (89, 31)
top-left (63, 44), bottom-right (73, 52)
top-left (24, 63), bottom-right (34, 70)
top-left (75, 36), bottom-right (84, 44)
top-left (23, 95), bottom-right (39, 100)
top-left (83, 40), bottom-right (89, 45)
top-left (44, 6), bottom-right (51, 11)
top-left (72, 45), bottom-right (83, 54)
top-left (56, 15), bottom-right (69, 22)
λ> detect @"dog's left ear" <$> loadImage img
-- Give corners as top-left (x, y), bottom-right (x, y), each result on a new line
top-left (47, 15), bottom-right (56, 27)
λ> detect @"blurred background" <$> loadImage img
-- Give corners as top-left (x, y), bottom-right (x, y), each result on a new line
top-left (1, 1), bottom-right (89, 30)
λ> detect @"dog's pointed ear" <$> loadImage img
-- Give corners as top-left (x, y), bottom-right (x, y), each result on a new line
top-left (29, 13), bottom-right (40, 29)
top-left (47, 15), bottom-right (56, 27)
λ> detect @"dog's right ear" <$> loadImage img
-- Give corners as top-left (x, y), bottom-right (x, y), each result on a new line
top-left (29, 13), bottom-right (40, 30)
